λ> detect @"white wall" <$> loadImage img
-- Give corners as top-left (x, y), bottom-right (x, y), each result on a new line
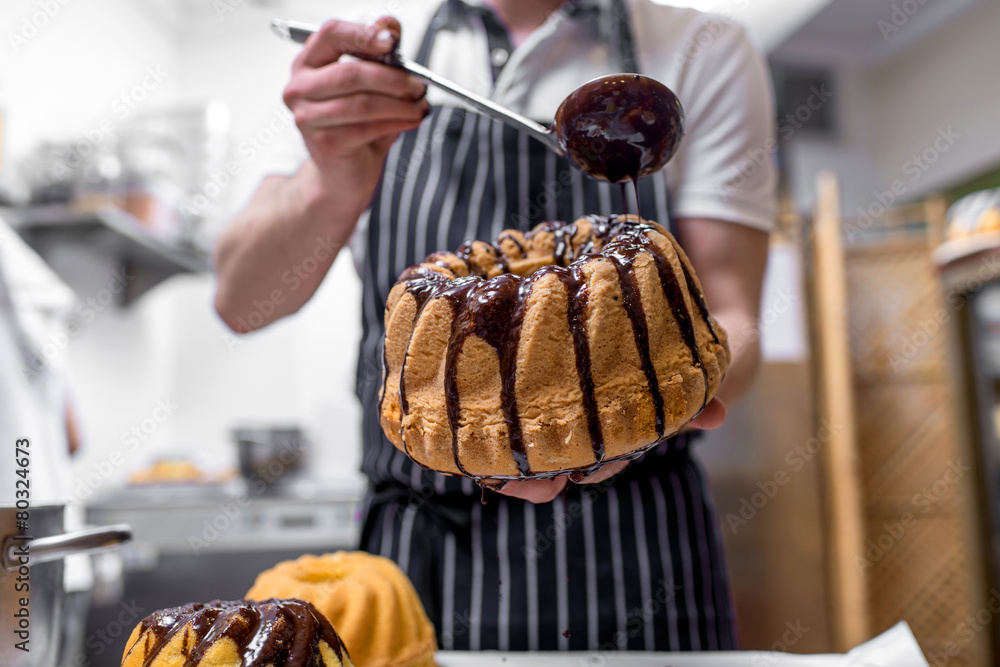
top-left (0, 0), bottom-right (180, 168)
top-left (779, 0), bottom-right (1000, 216)
top-left (868, 0), bottom-right (1000, 199)
top-left (0, 0), bottom-right (368, 493)
top-left (784, 66), bottom-right (886, 216)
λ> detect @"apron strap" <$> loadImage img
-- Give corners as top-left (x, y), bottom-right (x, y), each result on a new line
top-left (415, 0), bottom-right (461, 67)
top-left (610, 0), bottom-right (640, 74)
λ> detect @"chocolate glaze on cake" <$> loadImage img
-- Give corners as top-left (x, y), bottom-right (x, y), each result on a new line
top-left (123, 598), bottom-right (347, 667)
top-left (385, 215), bottom-right (724, 484)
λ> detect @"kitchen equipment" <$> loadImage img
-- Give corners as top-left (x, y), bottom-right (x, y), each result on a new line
top-left (0, 504), bottom-right (131, 667)
top-left (232, 426), bottom-right (305, 490)
top-left (270, 19), bottom-right (684, 183)
top-left (84, 479), bottom-right (361, 666)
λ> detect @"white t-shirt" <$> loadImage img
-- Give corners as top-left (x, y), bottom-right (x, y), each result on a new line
top-left (244, 0), bottom-right (777, 239)
top-left (398, 0), bottom-right (778, 231)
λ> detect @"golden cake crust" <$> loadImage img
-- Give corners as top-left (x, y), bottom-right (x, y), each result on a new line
top-left (246, 552), bottom-right (437, 667)
top-left (380, 215), bottom-right (730, 481)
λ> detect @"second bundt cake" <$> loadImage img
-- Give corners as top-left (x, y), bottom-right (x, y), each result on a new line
top-left (246, 552), bottom-right (437, 667)
top-left (120, 598), bottom-right (351, 667)
top-left (379, 215), bottom-right (730, 482)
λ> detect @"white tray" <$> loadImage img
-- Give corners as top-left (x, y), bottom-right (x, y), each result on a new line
top-left (436, 622), bottom-right (928, 667)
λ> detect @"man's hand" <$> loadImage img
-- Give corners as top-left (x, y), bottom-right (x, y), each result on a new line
top-left (284, 17), bottom-right (429, 195)
top-left (495, 399), bottom-right (727, 504)
top-left (214, 17), bottom-right (430, 333)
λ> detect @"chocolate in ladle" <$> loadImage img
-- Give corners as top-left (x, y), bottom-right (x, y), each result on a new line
top-left (553, 74), bottom-right (685, 184)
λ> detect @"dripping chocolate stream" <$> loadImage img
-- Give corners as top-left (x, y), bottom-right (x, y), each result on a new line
top-left (444, 274), bottom-right (532, 475)
top-left (603, 247), bottom-right (666, 437)
top-left (632, 179), bottom-right (642, 223)
top-left (398, 270), bottom-right (457, 415)
top-left (552, 223), bottom-right (576, 267)
top-left (632, 233), bottom-right (710, 412)
top-left (548, 265), bottom-right (605, 462)
top-left (396, 271), bottom-right (458, 458)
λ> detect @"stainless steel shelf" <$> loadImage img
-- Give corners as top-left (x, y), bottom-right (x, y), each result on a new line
top-left (1, 205), bottom-right (209, 305)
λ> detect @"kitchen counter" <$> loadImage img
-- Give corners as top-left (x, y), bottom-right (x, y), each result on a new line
top-left (86, 477), bottom-right (365, 555)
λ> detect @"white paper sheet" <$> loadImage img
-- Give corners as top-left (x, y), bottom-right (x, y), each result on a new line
top-left (435, 621), bottom-right (929, 667)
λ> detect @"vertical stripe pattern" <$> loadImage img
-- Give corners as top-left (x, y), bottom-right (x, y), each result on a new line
top-left (354, 0), bottom-right (736, 654)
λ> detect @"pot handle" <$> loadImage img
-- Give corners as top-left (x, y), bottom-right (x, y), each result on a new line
top-left (3, 524), bottom-right (132, 571)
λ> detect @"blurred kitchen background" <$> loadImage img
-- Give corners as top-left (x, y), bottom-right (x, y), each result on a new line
top-left (1, 0), bottom-right (999, 665)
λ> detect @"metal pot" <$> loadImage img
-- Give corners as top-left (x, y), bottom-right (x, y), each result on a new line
top-left (233, 426), bottom-right (305, 491)
top-left (0, 505), bottom-right (131, 667)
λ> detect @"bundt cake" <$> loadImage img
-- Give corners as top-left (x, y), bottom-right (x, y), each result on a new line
top-left (120, 598), bottom-right (351, 667)
top-left (246, 552), bottom-right (437, 667)
top-left (379, 215), bottom-right (729, 483)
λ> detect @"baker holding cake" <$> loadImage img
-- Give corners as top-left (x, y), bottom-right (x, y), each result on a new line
top-left (213, 0), bottom-right (775, 653)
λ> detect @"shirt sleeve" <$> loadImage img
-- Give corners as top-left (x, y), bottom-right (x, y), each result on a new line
top-left (666, 16), bottom-right (778, 232)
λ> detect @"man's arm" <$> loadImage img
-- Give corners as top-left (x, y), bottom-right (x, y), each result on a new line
top-left (213, 18), bottom-right (429, 332)
top-left (676, 216), bottom-right (769, 406)
top-left (213, 162), bottom-right (358, 332)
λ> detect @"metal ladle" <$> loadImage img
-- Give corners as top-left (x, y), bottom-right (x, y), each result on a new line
top-left (271, 19), bottom-right (685, 183)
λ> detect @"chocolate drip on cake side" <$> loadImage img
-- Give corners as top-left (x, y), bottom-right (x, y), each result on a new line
top-left (545, 264), bottom-right (605, 462)
top-left (628, 231), bottom-right (711, 413)
top-left (443, 274), bottom-right (532, 476)
top-left (396, 271), bottom-right (457, 458)
top-left (601, 243), bottom-right (666, 437)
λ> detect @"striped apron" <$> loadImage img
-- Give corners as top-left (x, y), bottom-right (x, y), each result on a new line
top-left (355, 0), bottom-right (737, 651)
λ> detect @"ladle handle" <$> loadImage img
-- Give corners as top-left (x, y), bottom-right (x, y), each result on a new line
top-left (3, 524), bottom-right (132, 570)
top-left (271, 19), bottom-right (562, 153)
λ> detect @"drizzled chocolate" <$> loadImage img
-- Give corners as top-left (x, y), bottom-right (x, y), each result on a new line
top-left (390, 215), bottom-right (717, 483)
top-left (123, 599), bottom-right (347, 667)
top-left (553, 74), bottom-right (685, 184)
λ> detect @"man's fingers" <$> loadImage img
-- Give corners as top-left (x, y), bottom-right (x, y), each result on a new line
top-left (295, 93), bottom-right (428, 130)
top-left (688, 397), bottom-right (727, 431)
top-left (312, 118), bottom-right (426, 153)
top-left (571, 460), bottom-right (629, 485)
top-left (496, 477), bottom-right (568, 504)
top-left (299, 18), bottom-right (399, 70)
top-left (295, 61), bottom-right (426, 103)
